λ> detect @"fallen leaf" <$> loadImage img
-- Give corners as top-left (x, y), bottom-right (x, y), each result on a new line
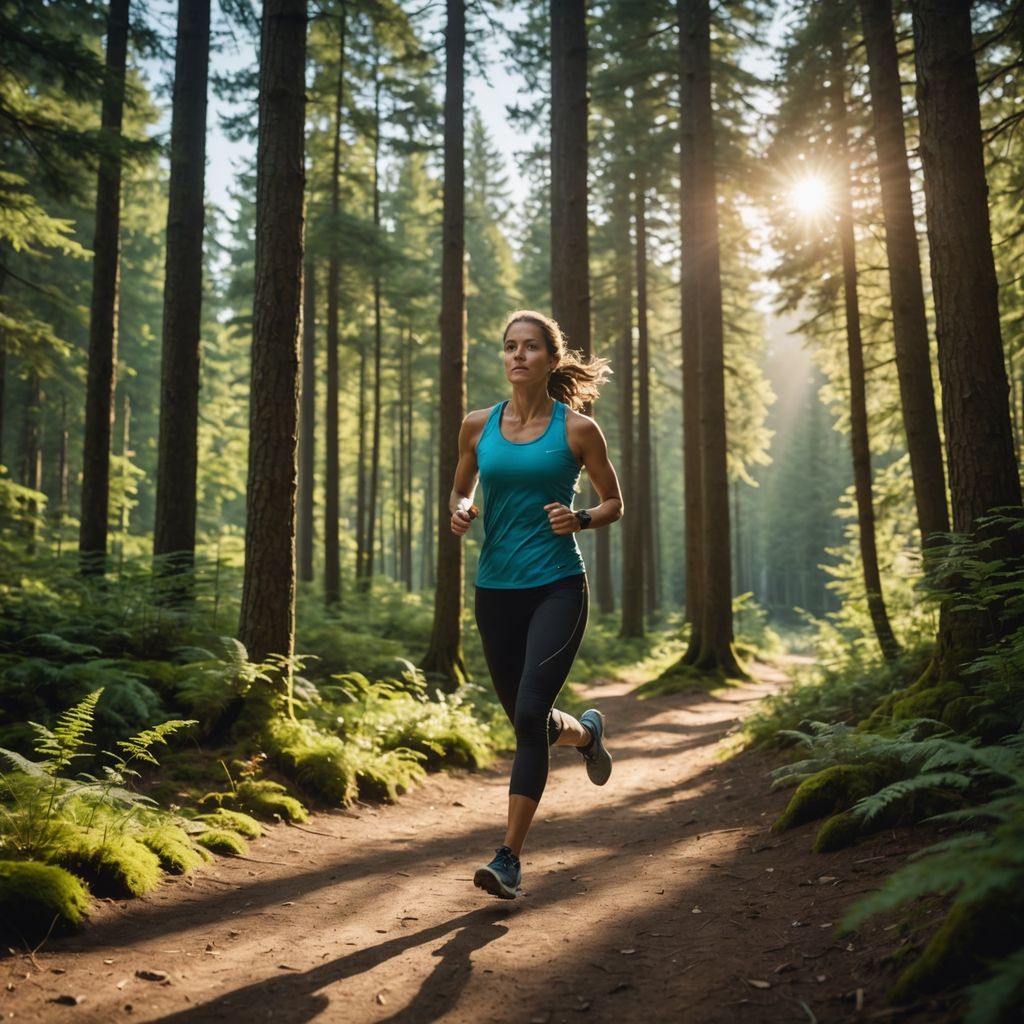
top-left (816, 974), bottom-right (827, 983)
top-left (277, 964), bottom-right (300, 971)
top-left (103, 959), bottom-right (115, 965)
top-left (116, 979), bottom-right (128, 990)
top-left (376, 993), bottom-right (387, 1006)
top-left (745, 979), bottom-right (771, 990)
top-left (619, 948), bottom-right (636, 955)
top-left (819, 922), bottom-right (833, 928)
top-left (135, 970), bottom-right (169, 983)
top-left (818, 875), bottom-right (837, 885)
top-left (281, 901), bottom-right (295, 907)
top-left (691, 906), bottom-right (702, 914)
top-left (773, 962), bottom-right (797, 974)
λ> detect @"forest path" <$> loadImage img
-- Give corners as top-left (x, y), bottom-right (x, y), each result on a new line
top-left (4, 661), bottom-right (938, 1024)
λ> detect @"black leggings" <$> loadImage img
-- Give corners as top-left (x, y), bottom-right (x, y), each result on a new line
top-left (474, 574), bottom-right (590, 802)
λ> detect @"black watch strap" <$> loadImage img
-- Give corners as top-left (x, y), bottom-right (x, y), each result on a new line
top-left (574, 509), bottom-right (592, 530)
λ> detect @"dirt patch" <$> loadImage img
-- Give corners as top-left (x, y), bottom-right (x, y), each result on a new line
top-left (2, 663), bottom-right (957, 1022)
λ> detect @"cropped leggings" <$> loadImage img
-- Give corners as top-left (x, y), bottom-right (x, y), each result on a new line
top-left (474, 574), bottom-right (590, 802)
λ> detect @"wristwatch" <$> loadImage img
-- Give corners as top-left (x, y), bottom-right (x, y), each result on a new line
top-left (574, 508), bottom-right (592, 531)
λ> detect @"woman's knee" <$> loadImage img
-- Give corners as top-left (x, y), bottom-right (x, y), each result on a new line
top-left (513, 700), bottom-right (550, 746)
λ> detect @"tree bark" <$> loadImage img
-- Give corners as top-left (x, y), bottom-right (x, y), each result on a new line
top-left (616, 174), bottom-right (642, 638)
top-left (363, 69), bottom-right (383, 593)
top-left (828, 20), bottom-right (901, 663)
top-left (912, 0), bottom-right (1022, 677)
top-left (912, 0), bottom-right (1020, 533)
top-left (550, 0), bottom-right (590, 360)
top-left (23, 375), bottom-right (43, 552)
top-left (237, 0), bottom-right (307, 664)
top-left (324, 5), bottom-right (345, 607)
top-left (79, 0), bottom-right (130, 576)
top-left (677, 0), bottom-right (703, 662)
top-left (683, 0), bottom-right (743, 677)
top-left (421, 0), bottom-right (468, 685)
top-left (859, 0), bottom-right (948, 545)
top-left (298, 255), bottom-right (316, 583)
top-left (634, 182), bottom-right (655, 621)
top-left (153, 0), bottom-right (211, 581)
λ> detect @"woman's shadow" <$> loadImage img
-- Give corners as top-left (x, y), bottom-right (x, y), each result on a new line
top-left (151, 907), bottom-right (511, 1023)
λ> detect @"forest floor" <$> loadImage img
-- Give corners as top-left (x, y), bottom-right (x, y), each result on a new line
top-left (2, 660), bottom-right (955, 1024)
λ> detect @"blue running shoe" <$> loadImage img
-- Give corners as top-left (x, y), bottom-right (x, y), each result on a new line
top-left (579, 709), bottom-right (612, 785)
top-left (474, 846), bottom-right (521, 900)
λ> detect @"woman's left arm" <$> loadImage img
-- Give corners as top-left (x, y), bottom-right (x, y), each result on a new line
top-left (545, 414), bottom-right (624, 536)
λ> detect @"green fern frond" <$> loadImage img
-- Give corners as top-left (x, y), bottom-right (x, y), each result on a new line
top-left (849, 771), bottom-right (972, 824)
top-left (114, 719), bottom-right (198, 767)
top-left (31, 688), bottom-right (103, 774)
top-left (0, 748), bottom-right (54, 780)
top-left (964, 946), bottom-right (1024, 1024)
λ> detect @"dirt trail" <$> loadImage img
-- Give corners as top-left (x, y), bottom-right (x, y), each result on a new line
top-left (3, 664), bottom-right (944, 1023)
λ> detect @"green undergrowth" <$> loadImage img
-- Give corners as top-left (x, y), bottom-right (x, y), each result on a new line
top-left (747, 513), bottom-right (1024, 1019)
top-left (0, 859), bottom-right (91, 938)
top-left (0, 689), bottom-right (252, 939)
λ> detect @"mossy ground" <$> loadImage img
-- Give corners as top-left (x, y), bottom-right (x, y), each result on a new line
top-left (0, 860), bottom-right (91, 938)
top-left (773, 762), bottom-right (893, 833)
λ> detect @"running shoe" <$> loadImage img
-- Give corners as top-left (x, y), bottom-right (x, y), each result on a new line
top-left (579, 708), bottom-right (613, 786)
top-left (473, 846), bottom-right (521, 900)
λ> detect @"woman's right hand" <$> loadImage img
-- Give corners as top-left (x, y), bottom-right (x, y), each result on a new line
top-left (450, 504), bottom-right (478, 536)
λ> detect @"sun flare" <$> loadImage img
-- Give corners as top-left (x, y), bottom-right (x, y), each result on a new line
top-left (789, 176), bottom-right (830, 216)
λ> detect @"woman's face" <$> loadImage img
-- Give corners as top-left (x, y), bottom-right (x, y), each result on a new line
top-left (503, 320), bottom-right (558, 386)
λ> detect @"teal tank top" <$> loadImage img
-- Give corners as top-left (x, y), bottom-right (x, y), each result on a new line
top-left (475, 400), bottom-right (586, 589)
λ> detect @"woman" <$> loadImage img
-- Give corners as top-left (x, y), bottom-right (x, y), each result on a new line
top-left (449, 309), bottom-right (624, 900)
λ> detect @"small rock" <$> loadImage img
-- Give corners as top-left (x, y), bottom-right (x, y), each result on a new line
top-left (50, 994), bottom-right (86, 1006)
top-left (135, 970), bottom-right (169, 983)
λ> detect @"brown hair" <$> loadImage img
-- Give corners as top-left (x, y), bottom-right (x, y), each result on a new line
top-left (501, 310), bottom-right (612, 411)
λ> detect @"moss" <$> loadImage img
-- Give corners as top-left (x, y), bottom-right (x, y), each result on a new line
top-left (890, 893), bottom-right (1023, 1003)
top-left (194, 809), bottom-right (262, 839)
top-left (773, 762), bottom-right (892, 833)
top-left (0, 860), bottom-right (91, 937)
top-left (195, 829), bottom-right (248, 856)
top-left (53, 829), bottom-right (163, 898)
top-left (140, 825), bottom-right (210, 874)
top-left (350, 747), bottom-right (425, 803)
top-left (891, 680), bottom-right (966, 723)
top-left (940, 695), bottom-right (981, 733)
top-left (200, 779), bottom-right (307, 823)
top-left (635, 662), bottom-right (727, 699)
top-left (813, 810), bottom-right (863, 852)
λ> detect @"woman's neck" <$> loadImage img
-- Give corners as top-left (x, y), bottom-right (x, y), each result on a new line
top-left (507, 386), bottom-right (553, 424)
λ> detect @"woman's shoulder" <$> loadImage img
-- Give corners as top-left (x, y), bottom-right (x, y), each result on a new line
top-left (564, 405), bottom-right (602, 438)
top-left (461, 404), bottom-right (499, 441)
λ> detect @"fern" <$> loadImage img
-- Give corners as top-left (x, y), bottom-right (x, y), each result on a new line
top-left (31, 688), bottom-right (102, 775)
top-left (114, 719), bottom-right (197, 767)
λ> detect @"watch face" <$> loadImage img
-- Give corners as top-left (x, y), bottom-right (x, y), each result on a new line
top-left (576, 509), bottom-right (592, 529)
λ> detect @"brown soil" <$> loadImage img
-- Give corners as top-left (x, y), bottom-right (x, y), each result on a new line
top-left (2, 662), bottom-right (956, 1023)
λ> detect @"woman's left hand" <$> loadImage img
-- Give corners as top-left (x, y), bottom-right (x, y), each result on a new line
top-left (544, 502), bottom-right (579, 535)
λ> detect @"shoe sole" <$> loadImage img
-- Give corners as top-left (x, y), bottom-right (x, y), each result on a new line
top-left (473, 866), bottom-right (519, 900)
top-left (581, 710), bottom-right (612, 786)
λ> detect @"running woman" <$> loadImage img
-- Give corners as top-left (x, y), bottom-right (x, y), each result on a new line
top-left (449, 309), bottom-right (624, 900)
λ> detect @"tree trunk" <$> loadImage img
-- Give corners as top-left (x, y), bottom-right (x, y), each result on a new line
top-left (402, 326), bottom-right (414, 590)
top-left (683, 0), bottom-right (744, 677)
top-left (677, 0), bottom-right (703, 662)
top-left (421, 402), bottom-right (435, 591)
top-left (355, 336), bottom-right (368, 581)
top-left (57, 394), bottom-right (69, 557)
top-left (912, 0), bottom-right (1023, 676)
top-left (616, 175), bottom-right (643, 638)
top-left (324, 5), bottom-right (345, 607)
top-left (634, 182), bottom-right (655, 621)
top-left (859, 0), bottom-right (948, 545)
top-left (153, 0), bottom-right (211, 582)
top-left (550, 0), bottom-right (590, 359)
top-left (421, 0), bottom-right (468, 685)
top-left (116, 392), bottom-right (132, 571)
top-left (237, 0), bottom-right (306, 664)
top-left (828, 22), bottom-right (901, 663)
top-left (298, 255), bottom-right (316, 583)
top-left (364, 69), bottom-right (383, 593)
top-left (23, 375), bottom-right (43, 552)
top-left (79, 0), bottom-right (130, 576)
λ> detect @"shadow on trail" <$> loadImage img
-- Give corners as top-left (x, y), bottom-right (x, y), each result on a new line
top-left (149, 907), bottom-right (511, 1024)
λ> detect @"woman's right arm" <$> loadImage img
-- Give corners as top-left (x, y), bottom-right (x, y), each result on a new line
top-left (449, 410), bottom-right (487, 536)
